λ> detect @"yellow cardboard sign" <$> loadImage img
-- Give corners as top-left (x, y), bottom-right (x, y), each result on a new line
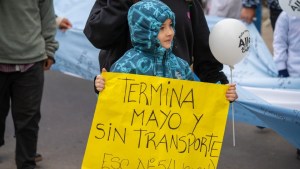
top-left (82, 72), bottom-right (229, 169)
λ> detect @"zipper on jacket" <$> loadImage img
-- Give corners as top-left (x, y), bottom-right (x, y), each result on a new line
top-left (162, 52), bottom-right (167, 77)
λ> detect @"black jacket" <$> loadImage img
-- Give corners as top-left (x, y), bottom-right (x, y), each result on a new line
top-left (84, 0), bottom-right (228, 84)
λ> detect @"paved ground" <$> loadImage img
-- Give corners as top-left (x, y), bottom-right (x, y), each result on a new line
top-left (0, 7), bottom-right (299, 169)
top-left (0, 71), bottom-right (299, 169)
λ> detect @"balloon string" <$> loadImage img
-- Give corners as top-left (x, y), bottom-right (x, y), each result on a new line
top-left (230, 66), bottom-right (236, 147)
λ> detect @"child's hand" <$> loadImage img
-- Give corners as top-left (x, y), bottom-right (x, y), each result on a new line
top-left (225, 84), bottom-right (238, 102)
top-left (95, 68), bottom-right (107, 92)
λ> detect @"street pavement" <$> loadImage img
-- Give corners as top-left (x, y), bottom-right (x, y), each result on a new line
top-left (0, 70), bottom-right (299, 169)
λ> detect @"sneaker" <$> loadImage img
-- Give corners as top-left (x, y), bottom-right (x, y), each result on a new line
top-left (256, 126), bottom-right (265, 130)
top-left (35, 153), bottom-right (43, 162)
top-left (0, 139), bottom-right (4, 147)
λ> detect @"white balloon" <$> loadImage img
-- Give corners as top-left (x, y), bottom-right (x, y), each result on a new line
top-left (209, 18), bottom-right (250, 67)
top-left (279, 0), bottom-right (300, 17)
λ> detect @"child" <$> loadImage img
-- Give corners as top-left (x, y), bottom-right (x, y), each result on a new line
top-left (111, 0), bottom-right (194, 80)
top-left (95, 0), bottom-right (237, 102)
top-left (85, 0), bottom-right (230, 85)
top-left (273, 11), bottom-right (300, 77)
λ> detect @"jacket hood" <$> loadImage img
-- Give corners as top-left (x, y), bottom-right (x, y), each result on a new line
top-left (127, 0), bottom-right (175, 56)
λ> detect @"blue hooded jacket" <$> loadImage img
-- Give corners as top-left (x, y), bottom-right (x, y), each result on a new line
top-left (110, 0), bottom-right (194, 81)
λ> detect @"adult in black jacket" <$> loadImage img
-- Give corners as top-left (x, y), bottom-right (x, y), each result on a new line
top-left (84, 0), bottom-right (229, 84)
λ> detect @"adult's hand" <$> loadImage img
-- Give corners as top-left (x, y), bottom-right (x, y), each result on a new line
top-left (56, 17), bottom-right (72, 32)
top-left (44, 58), bottom-right (54, 70)
top-left (240, 7), bottom-right (256, 24)
top-left (278, 69), bottom-right (289, 77)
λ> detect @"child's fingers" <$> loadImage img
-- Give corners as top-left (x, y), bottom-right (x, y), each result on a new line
top-left (95, 75), bottom-right (105, 83)
top-left (96, 83), bottom-right (105, 92)
top-left (226, 93), bottom-right (238, 101)
top-left (226, 83), bottom-right (238, 101)
top-left (227, 83), bottom-right (236, 89)
top-left (95, 75), bottom-right (106, 92)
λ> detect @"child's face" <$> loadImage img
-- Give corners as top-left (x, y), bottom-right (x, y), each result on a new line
top-left (157, 19), bottom-right (174, 49)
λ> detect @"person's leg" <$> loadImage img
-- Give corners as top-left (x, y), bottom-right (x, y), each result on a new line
top-left (11, 62), bottom-right (44, 169)
top-left (253, 2), bottom-right (262, 33)
top-left (269, 8), bottom-right (282, 30)
top-left (0, 73), bottom-right (11, 147)
top-left (297, 148), bottom-right (300, 160)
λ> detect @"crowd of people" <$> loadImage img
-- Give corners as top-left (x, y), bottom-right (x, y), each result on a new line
top-left (0, 0), bottom-right (299, 168)
top-left (204, 0), bottom-right (300, 77)
top-left (204, 0), bottom-right (300, 158)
